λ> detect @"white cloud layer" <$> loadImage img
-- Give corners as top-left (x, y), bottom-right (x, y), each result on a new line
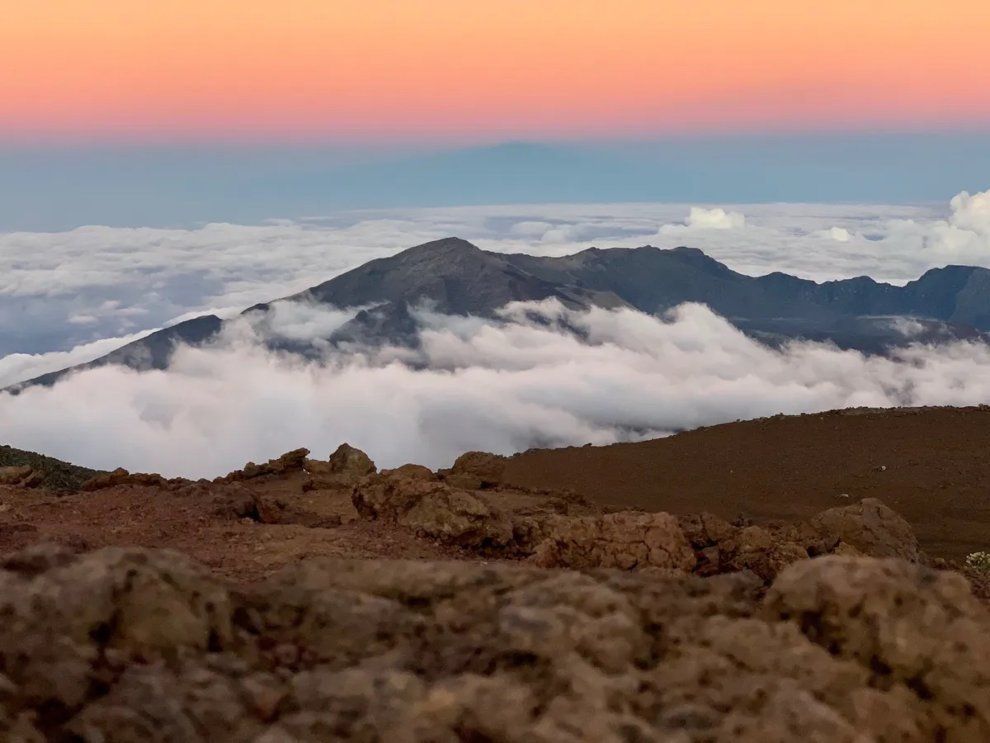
top-left (3, 301), bottom-right (990, 478)
top-left (2, 189), bottom-right (990, 358)
top-left (0, 330), bottom-right (154, 389)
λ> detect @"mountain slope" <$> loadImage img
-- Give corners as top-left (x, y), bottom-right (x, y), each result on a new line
top-left (8, 237), bottom-right (990, 390)
top-left (500, 406), bottom-right (990, 560)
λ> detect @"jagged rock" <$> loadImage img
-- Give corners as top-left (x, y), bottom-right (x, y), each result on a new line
top-left (265, 448), bottom-right (310, 474)
top-left (348, 478), bottom-right (921, 579)
top-left (383, 463), bottom-right (437, 481)
top-left (327, 443), bottom-right (376, 478)
top-left (305, 444), bottom-right (377, 488)
top-left (352, 471), bottom-right (513, 547)
top-left (678, 511), bottom-right (737, 549)
top-left (442, 451), bottom-right (507, 490)
top-left (676, 500), bottom-right (921, 581)
top-left (809, 497), bottom-right (919, 561)
top-left (402, 489), bottom-right (514, 547)
top-left (353, 472), bottom-right (443, 520)
top-left (531, 511), bottom-right (696, 571)
top-left (213, 486), bottom-right (285, 524)
top-left (0, 465), bottom-right (43, 488)
top-left (710, 525), bottom-right (808, 582)
top-left (80, 468), bottom-right (169, 491)
top-left (219, 449), bottom-right (310, 483)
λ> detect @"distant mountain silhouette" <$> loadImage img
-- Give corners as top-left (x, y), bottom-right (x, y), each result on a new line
top-left (8, 238), bottom-right (990, 391)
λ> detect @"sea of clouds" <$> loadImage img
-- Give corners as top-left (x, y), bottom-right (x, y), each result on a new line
top-left (4, 300), bottom-right (990, 477)
top-left (2, 190), bottom-right (990, 475)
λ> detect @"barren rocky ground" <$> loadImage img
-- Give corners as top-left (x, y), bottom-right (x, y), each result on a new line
top-left (503, 406), bottom-right (990, 560)
top-left (1, 408), bottom-right (989, 741)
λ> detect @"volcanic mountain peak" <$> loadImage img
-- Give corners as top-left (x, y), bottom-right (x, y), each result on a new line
top-left (398, 235), bottom-right (485, 257)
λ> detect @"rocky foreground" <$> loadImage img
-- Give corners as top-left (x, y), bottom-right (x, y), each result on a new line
top-left (1, 444), bottom-right (989, 740)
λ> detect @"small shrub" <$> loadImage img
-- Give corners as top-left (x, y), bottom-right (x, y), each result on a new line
top-left (965, 551), bottom-right (990, 573)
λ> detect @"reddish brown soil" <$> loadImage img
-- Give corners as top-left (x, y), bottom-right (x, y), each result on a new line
top-left (0, 472), bottom-right (469, 584)
top-left (4, 406), bottom-right (990, 574)
top-left (502, 406), bottom-right (990, 560)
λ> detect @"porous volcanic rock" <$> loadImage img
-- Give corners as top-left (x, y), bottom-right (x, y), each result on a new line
top-left (211, 484), bottom-right (286, 525)
top-left (677, 498), bottom-right (920, 581)
top-left (219, 448), bottom-right (310, 483)
top-left (80, 467), bottom-right (171, 491)
top-left (328, 443), bottom-right (376, 477)
top-left (350, 474), bottom-right (925, 578)
top-left (306, 443), bottom-right (377, 488)
top-left (352, 470), bottom-right (514, 548)
top-left (383, 463), bottom-right (438, 481)
top-left (531, 511), bottom-right (696, 571)
top-left (765, 556), bottom-right (990, 739)
top-left (0, 546), bottom-right (987, 741)
top-left (0, 544), bottom-right (232, 739)
top-left (718, 524), bottom-right (814, 582)
top-left (441, 451), bottom-right (507, 490)
top-left (0, 465), bottom-right (43, 489)
top-left (809, 497), bottom-right (920, 561)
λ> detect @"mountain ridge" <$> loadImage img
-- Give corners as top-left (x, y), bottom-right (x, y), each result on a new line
top-left (7, 237), bottom-right (990, 391)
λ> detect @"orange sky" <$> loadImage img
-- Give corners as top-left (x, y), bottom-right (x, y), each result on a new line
top-left (2, 0), bottom-right (989, 141)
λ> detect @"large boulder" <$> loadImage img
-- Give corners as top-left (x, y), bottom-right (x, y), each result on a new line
top-left (442, 451), bottom-right (507, 490)
top-left (677, 499), bottom-right (922, 582)
top-left (677, 513), bottom-right (815, 581)
top-left (809, 497), bottom-right (919, 561)
top-left (327, 443), bottom-right (375, 477)
top-left (306, 444), bottom-right (377, 488)
top-left (0, 465), bottom-right (43, 488)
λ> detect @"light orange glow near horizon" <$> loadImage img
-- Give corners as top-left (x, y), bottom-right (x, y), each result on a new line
top-left (2, 0), bottom-right (989, 142)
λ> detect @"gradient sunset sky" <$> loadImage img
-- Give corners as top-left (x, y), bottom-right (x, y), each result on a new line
top-left (4, 0), bottom-right (990, 142)
top-left (2, 1), bottom-right (990, 228)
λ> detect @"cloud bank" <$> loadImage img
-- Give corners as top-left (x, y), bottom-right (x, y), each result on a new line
top-left (0, 330), bottom-right (154, 389)
top-left (3, 301), bottom-right (990, 478)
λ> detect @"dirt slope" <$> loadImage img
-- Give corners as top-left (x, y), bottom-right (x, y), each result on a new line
top-left (502, 406), bottom-right (990, 560)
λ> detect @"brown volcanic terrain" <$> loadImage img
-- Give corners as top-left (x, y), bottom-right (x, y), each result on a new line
top-left (2, 410), bottom-right (990, 740)
top-left (503, 406), bottom-right (990, 560)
